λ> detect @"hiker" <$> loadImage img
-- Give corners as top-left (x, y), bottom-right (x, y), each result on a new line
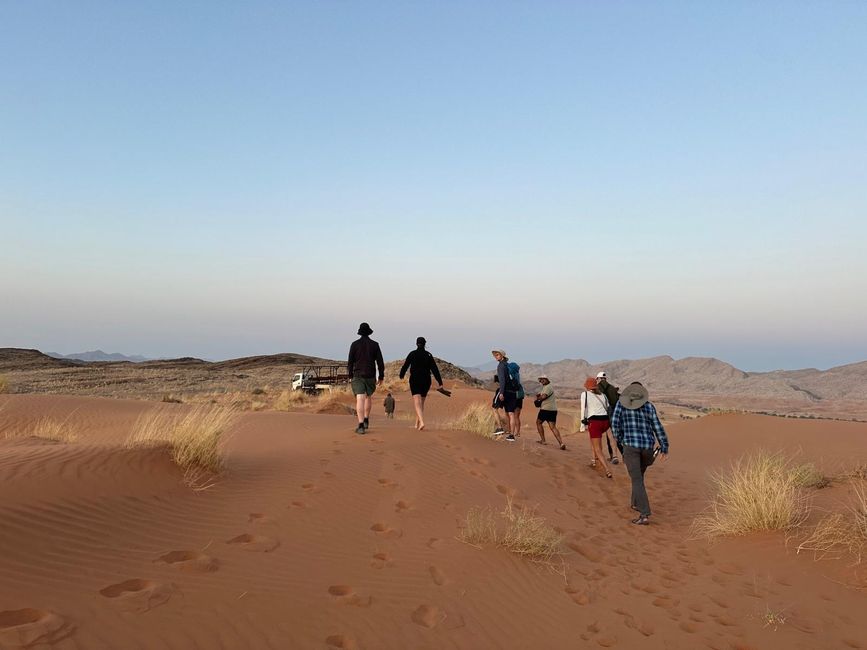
top-left (491, 375), bottom-right (511, 436)
top-left (492, 349), bottom-right (519, 441)
top-left (347, 322), bottom-right (385, 434)
top-left (398, 337), bottom-right (445, 430)
top-left (596, 371), bottom-right (622, 464)
top-left (513, 361), bottom-right (525, 437)
top-left (580, 377), bottom-right (612, 478)
top-left (611, 382), bottom-right (669, 526)
top-left (383, 392), bottom-right (395, 419)
top-left (534, 375), bottom-right (565, 450)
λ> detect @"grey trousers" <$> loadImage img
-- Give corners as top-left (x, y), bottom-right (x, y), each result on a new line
top-left (623, 445), bottom-right (656, 517)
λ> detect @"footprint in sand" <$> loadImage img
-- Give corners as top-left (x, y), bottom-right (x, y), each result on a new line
top-left (322, 471), bottom-right (335, 479)
top-left (327, 585), bottom-right (372, 608)
top-left (99, 579), bottom-right (172, 613)
top-left (428, 566), bottom-right (446, 586)
top-left (411, 604), bottom-right (443, 629)
top-left (248, 513), bottom-right (267, 524)
top-left (370, 552), bottom-right (393, 569)
top-left (289, 500), bottom-right (308, 509)
top-left (565, 585), bottom-right (591, 605)
top-left (0, 609), bottom-right (74, 647)
top-left (325, 634), bottom-right (360, 649)
top-left (394, 500), bottom-right (412, 513)
top-left (301, 483), bottom-right (316, 492)
top-left (157, 550), bottom-right (219, 573)
top-left (377, 478), bottom-right (398, 488)
top-left (426, 537), bottom-right (442, 549)
top-left (370, 523), bottom-right (402, 539)
top-left (226, 534), bottom-right (280, 552)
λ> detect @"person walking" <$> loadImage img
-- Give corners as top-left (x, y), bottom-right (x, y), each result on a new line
top-left (534, 375), bottom-right (565, 450)
top-left (398, 337), bottom-right (444, 431)
top-left (611, 382), bottom-right (670, 526)
top-left (580, 377), bottom-right (612, 478)
top-left (596, 371), bottom-right (622, 464)
top-left (383, 392), bottom-right (395, 419)
top-left (347, 322), bottom-right (385, 434)
top-left (491, 375), bottom-right (510, 436)
top-left (492, 349), bottom-right (519, 442)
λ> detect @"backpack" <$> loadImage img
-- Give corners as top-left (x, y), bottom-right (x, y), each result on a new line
top-left (506, 361), bottom-right (523, 394)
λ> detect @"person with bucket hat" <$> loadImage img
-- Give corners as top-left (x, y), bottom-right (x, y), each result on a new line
top-left (610, 382), bottom-right (670, 525)
top-left (580, 377), bottom-right (613, 478)
top-left (399, 336), bottom-right (446, 431)
top-left (534, 375), bottom-right (565, 450)
top-left (596, 371), bottom-right (622, 464)
top-left (347, 322), bottom-right (385, 434)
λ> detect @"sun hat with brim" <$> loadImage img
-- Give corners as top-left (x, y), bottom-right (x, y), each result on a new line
top-left (491, 349), bottom-right (506, 357)
top-left (358, 322), bottom-right (373, 336)
top-left (620, 382), bottom-right (649, 410)
top-left (596, 371), bottom-right (607, 379)
top-left (537, 375), bottom-right (549, 381)
top-left (583, 377), bottom-right (598, 391)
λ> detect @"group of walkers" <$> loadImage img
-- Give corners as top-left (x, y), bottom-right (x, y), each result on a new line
top-left (346, 323), bottom-right (670, 526)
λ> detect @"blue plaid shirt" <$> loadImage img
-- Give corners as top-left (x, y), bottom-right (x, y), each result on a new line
top-left (611, 401), bottom-right (669, 453)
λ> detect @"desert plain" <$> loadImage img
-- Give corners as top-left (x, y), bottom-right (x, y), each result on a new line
top-left (0, 350), bottom-right (865, 649)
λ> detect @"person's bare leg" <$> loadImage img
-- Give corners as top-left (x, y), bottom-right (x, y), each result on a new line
top-left (591, 438), bottom-right (611, 476)
top-left (494, 407), bottom-right (508, 431)
top-left (364, 395), bottom-right (373, 419)
top-left (356, 394), bottom-right (366, 426)
top-left (536, 420), bottom-right (546, 443)
top-left (413, 395), bottom-right (426, 430)
top-left (508, 411), bottom-right (518, 435)
top-left (548, 422), bottom-right (564, 448)
top-left (515, 408), bottom-right (522, 436)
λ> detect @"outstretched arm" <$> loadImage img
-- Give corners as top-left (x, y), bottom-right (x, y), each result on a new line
top-left (399, 353), bottom-right (411, 380)
top-left (430, 354), bottom-right (443, 386)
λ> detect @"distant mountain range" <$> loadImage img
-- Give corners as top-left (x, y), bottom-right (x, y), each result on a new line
top-left (46, 350), bottom-right (151, 363)
top-left (463, 355), bottom-right (867, 402)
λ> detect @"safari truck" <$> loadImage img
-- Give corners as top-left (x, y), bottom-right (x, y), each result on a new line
top-left (291, 364), bottom-right (350, 393)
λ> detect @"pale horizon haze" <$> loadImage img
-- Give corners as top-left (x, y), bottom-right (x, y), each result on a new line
top-left (2, 2), bottom-right (866, 372)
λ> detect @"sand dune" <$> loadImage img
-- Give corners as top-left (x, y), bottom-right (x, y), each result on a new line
top-left (0, 391), bottom-right (865, 649)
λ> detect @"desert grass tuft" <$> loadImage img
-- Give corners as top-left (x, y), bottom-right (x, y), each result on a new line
top-left (127, 404), bottom-right (238, 474)
top-left (447, 403), bottom-right (498, 439)
top-left (458, 498), bottom-right (563, 562)
top-left (691, 451), bottom-right (812, 538)
top-left (791, 462), bottom-right (831, 489)
top-left (274, 390), bottom-right (308, 411)
top-left (797, 481), bottom-right (867, 563)
top-left (30, 416), bottom-right (79, 443)
top-left (0, 375), bottom-right (9, 393)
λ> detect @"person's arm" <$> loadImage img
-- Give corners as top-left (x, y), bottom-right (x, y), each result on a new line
top-left (648, 403), bottom-right (669, 454)
top-left (429, 354), bottom-right (443, 386)
top-left (375, 343), bottom-right (385, 383)
top-left (399, 352), bottom-right (412, 380)
top-left (579, 392), bottom-right (587, 431)
top-left (611, 402), bottom-right (623, 441)
top-left (347, 342), bottom-right (356, 379)
top-left (497, 363), bottom-right (507, 400)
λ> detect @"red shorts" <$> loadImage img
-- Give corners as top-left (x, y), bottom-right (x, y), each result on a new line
top-left (587, 418), bottom-right (610, 439)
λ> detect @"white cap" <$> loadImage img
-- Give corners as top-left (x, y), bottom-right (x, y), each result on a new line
top-left (596, 371), bottom-right (607, 379)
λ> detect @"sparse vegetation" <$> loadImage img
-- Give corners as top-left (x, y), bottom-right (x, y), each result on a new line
top-left (1, 415), bottom-right (79, 443)
top-left (251, 387), bottom-right (266, 395)
top-left (691, 452), bottom-right (812, 538)
top-left (161, 394), bottom-right (183, 404)
top-left (447, 403), bottom-right (498, 438)
top-left (458, 498), bottom-right (563, 562)
top-left (797, 481), bottom-right (867, 564)
top-left (791, 462), bottom-right (831, 489)
top-left (0, 374), bottom-right (9, 393)
top-left (127, 404), bottom-right (238, 474)
top-left (761, 605), bottom-right (788, 630)
top-left (274, 390), bottom-right (308, 410)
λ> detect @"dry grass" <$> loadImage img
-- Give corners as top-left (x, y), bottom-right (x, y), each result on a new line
top-left (458, 498), bottom-right (563, 562)
top-left (274, 390), bottom-right (309, 410)
top-left (691, 451), bottom-right (812, 538)
top-left (447, 403), bottom-right (498, 439)
top-left (1, 415), bottom-right (79, 443)
top-left (0, 374), bottom-right (9, 393)
top-left (127, 404), bottom-right (238, 474)
top-left (797, 481), bottom-right (867, 564)
top-left (791, 462), bottom-right (831, 489)
top-left (761, 605), bottom-right (788, 630)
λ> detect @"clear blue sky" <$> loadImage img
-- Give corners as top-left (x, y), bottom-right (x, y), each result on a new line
top-left (2, 1), bottom-right (866, 371)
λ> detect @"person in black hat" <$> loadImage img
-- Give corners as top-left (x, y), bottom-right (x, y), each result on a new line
top-left (399, 336), bottom-right (445, 431)
top-left (347, 322), bottom-right (385, 434)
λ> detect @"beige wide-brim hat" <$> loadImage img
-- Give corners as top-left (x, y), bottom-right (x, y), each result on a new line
top-left (491, 349), bottom-right (506, 357)
top-left (620, 382), bottom-right (649, 410)
top-left (537, 375), bottom-right (549, 382)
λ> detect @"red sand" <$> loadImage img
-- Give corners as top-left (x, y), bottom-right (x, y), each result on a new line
top-left (0, 391), bottom-right (865, 649)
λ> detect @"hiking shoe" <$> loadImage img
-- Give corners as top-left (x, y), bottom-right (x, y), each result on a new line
top-left (363, 418), bottom-right (370, 430)
top-left (492, 429), bottom-right (505, 436)
top-left (631, 515), bottom-right (650, 526)
top-left (355, 425), bottom-right (366, 434)
top-left (505, 434), bottom-right (516, 442)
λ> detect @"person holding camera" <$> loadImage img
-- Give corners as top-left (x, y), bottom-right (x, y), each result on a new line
top-left (610, 382), bottom-right (670, 526)
top-left (579, 377), bottom-right (612, 478)
top-left (534, 375), bottom-right (565, 450)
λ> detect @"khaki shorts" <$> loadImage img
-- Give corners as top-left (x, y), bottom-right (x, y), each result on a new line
top-left (351, 376), bottom-right (377, 396)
